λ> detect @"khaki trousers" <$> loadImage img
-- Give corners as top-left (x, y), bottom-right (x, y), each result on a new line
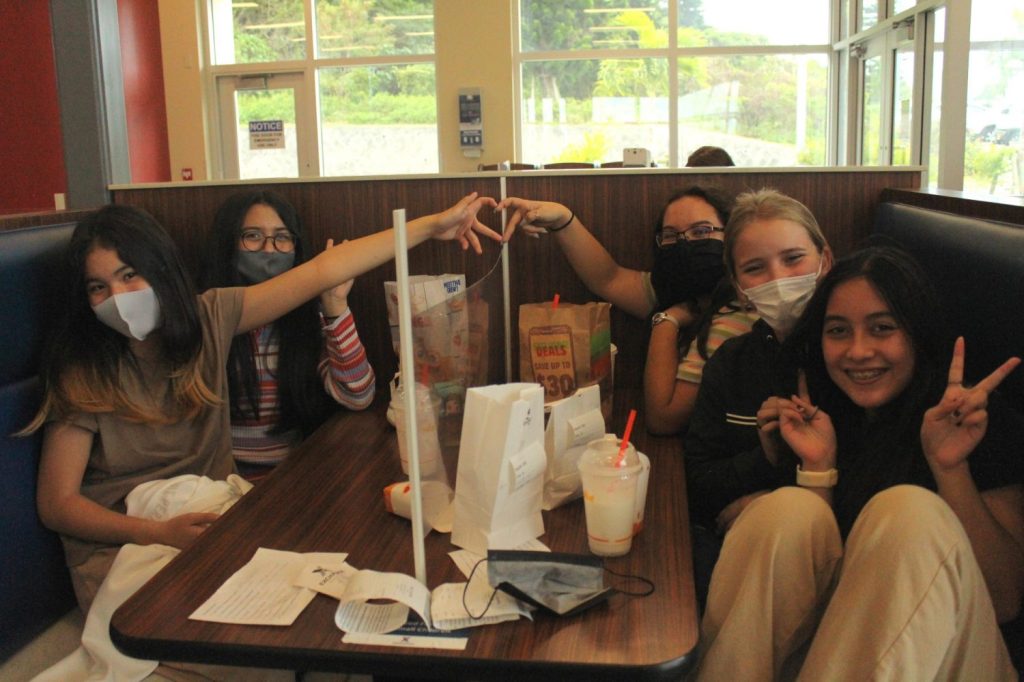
top-left (697, 485), bottom-right (1016, 681)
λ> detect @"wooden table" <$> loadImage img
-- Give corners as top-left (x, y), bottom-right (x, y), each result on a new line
top-left (110, 389), bottom-right (698, 680)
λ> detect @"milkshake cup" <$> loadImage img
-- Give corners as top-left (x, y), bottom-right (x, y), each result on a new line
top-left (578, 434), bottom-right (642, 556)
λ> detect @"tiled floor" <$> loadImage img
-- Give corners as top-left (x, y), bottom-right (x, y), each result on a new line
top-left (0, 614), bottom-right (373, 682)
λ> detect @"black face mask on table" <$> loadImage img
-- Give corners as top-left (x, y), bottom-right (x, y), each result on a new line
top-left (650, 238), bottom-right (726, 307)
top-left (463, 550), bottom-right (654, 618)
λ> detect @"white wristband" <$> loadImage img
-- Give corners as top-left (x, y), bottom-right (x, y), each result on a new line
top-left (796, 465), bottom-right (838, 488)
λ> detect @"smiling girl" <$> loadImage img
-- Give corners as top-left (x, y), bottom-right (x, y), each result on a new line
top-left (684, 188), bottom-right (833, 535)
top-left (696, 246), bottom-right (1024, 679)
top-left (21, 196), bottom-right (498, 612)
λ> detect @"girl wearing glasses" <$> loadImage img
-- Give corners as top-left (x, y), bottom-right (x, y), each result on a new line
top-left (498, 186), bottom-right (758, 434)
top-left (201, 191), bottom-right (375, 480)
top-left (20, 195), bottom-right (498, 612)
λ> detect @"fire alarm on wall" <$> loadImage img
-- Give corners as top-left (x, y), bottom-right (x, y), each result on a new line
top-left (181, 168), bottom-right (193, 181)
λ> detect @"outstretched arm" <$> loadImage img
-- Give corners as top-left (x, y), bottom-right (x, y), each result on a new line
top-left (37, 422), bottom-right (219, 549)
top-left (497, 197), bottom-right (653, 318)
top-left (238, 193), bottom-right (500, 334)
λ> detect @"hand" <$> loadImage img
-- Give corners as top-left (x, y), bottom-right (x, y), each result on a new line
top-left (495, 197), bottom-right (573, 240)
top-left (153, 512), bottom-right (220, 549)
top-left (777, 371), bottom-right (837, 471)
top-left (921, 337), bottom-right (1021, 473)
top-left (430, 192), bottom-right (501, 254)
top-left (756, 396), bottom-right (784, 464)
top-left (716, 490), bottom-right (768, 534)
top-left (320, 239), bottom-right (353, 316)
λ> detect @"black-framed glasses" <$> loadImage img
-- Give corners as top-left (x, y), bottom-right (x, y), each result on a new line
top-left (240, 229), bottom-right (297, 253)
top-left (655, 222), bottom-right (725, 247)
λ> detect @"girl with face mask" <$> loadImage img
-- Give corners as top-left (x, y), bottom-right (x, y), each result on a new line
top-left (19, 196), bottom-right (499, 616)
top-left (697, 246), bottom-right (1024, 679)
top-left (201, 191), bottom-right (375, 479)
top-left (682, 188), bottom-right (832, 610)
top-left (497, 186), bottom-right (759, 435)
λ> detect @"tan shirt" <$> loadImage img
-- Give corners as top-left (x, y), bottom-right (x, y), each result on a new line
top-left (60, 287), bottom-right (245, 567)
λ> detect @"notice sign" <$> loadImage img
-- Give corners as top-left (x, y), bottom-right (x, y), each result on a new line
top-left (249, 120), bottom-right (285, 150)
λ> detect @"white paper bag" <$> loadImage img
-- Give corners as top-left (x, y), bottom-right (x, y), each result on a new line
top-left (542, 385), bottom-right (605, 510)
top-left (450, 383), bottom-right (546, 555)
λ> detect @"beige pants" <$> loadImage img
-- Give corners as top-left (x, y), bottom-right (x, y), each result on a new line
top-left (697, 485), bottom-right (1016, 681)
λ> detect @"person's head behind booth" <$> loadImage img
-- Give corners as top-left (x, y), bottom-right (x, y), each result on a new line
top-left (686, 145), bottom-right (735, 167)
top-left (201, 190), bottom-right (333, 437)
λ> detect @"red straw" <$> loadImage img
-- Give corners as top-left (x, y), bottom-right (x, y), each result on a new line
top-left (552, 293), bottom-right (560, 309)
top-left (616, 409), bottom-right (637, 467)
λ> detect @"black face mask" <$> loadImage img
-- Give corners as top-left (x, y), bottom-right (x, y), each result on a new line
top-left (650, 238), bottom-right (726, 308)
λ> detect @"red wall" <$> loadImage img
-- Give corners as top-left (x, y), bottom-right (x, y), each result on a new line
top-left (0, 4), bottom-right (68, 215)
top-left (118, 0), bottom-right (170, 183)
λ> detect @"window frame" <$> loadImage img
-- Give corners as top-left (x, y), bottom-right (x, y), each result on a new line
top-left (512, 1), bottom-right (835, 168)
top-left (201, 0), bottom-right (438, 180)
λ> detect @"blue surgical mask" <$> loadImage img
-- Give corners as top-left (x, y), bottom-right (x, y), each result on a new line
top-left (92, 287), bottom-right (162, 340)
top-left (236, 250), bottom-right (295, 284)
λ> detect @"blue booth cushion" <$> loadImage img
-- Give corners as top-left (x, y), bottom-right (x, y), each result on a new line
top-left (0, 376), bottom-right (76, 661)
top-left (0, 222), bottom-right (76, 385)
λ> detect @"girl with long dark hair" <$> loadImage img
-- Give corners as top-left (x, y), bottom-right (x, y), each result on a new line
top-left (697, 246), bottom-right (1024, 679)
top-left (21, 195), bottom-right (498, 611)
top-left (201, 191), bottom-right (374, 477)
top-left (497, 186), bottom-right (757, 433)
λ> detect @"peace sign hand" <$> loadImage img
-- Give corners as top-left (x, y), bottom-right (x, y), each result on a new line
top-left (921, 337), bottom-right (1021, 472)
top-left (778, 371), bottom-right (837, 471)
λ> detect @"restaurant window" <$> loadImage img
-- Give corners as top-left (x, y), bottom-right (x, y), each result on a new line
top-left (964, 0), bottom-right (1024, 196)
top-left (206, 0), bottom-right (437, 178)
top-left (516, 0), bottom-right (831, 168)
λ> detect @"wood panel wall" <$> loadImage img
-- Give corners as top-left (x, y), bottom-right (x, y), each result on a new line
top-left (112, 168), bottom-right (921, 392)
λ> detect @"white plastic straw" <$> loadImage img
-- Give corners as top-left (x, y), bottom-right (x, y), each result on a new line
top-left (393, 208), bottom-right (427, 585)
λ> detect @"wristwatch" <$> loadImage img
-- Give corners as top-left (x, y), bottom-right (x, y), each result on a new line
top-left (651, 311), bottom-right (680, 329)
top-left (796, 465), bottom-right (839, 488)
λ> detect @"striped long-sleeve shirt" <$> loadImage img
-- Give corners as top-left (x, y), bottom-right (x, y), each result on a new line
top-left (232, 308), bottom-right (375, 467)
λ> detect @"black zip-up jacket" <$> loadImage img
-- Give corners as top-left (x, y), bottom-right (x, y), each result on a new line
top-left (684, 320), bottom-right (796, 528)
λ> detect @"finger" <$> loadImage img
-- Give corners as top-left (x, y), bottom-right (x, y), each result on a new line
top-left (326, 238), bottom-right (335, 249)
top-left (926, 393), bottom-right (964, 423)
top-left (797, 370), bottom-right (809, 401)
top-left (974, 356), bottom-right (1022, 394)
top-left (466, 229), bottom-right (483, 254)
top-left (960, 409), bottom-right (988, 429)
top-left (947, 336), bottom-right (965, 387)
top-left (471, 221), bottom-right (503, 242)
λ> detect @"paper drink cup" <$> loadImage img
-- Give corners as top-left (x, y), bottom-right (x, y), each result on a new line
top-left (392, 382), bottom-right (443, 477)
top-left (578, 434), bottom-right (642, 557)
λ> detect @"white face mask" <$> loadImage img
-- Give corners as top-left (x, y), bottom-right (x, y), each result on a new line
top-left (742, 260), bottom-right (822, 335)
top-left (92, 287), bottom-right (162, 341)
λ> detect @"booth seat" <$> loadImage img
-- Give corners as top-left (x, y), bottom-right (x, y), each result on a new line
top-left (0, 222), bottom-right (79, 663)
top-left (874, 201), bottom-right (1024, 668)
top-left (874, 201), bottom-right (1023, 414)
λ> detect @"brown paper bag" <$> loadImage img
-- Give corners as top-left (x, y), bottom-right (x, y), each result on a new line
top-left (518, 302), bottom-right (612, 413)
